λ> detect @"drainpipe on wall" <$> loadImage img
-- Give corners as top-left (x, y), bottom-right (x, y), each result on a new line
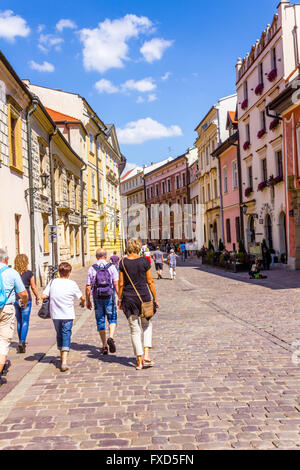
top-left (216, 107), bottom-right (225, 243)
top-left (80, 161), bottom-right (87, 267)
top-left (232, 134), bottom-right (245, 245)
top-left (26, 99), bottom-right (38, 277)
top-left (49, 128), bottom-right (58, 269)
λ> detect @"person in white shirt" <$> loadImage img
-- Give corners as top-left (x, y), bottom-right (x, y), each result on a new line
top-left (42, 262), bottom-right (85, 372)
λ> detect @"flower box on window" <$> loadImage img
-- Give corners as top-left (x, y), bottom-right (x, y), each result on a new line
top-left (255, 83), bottom-right (264, 96)
top-left (267, 68), bottom-right (277, 82)
top-left (268, 175), bottom-right (283, 186)
top-left (257, 129), bottom-right (266, 139)
top-left (241, 99), bottom-right (248, 110)
top-left (243, 141), bottom-right (250, 151)
top-left (244, 187), bottom-right (253, 198)
top-left (258, 181), bottom-right (268, 191)
top-left (269, 118), bottom-right (280, 131)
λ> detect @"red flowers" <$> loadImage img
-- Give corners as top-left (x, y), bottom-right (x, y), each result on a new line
top-left (243, 141), bottom-right (250, 151)
top-left (241, 99), bottom-right (248, 110)
top-left (255, 83), bottom-right (264, 95)
top-left (257, 129), bottom-right (266, 139)
top-left (258, 181), bottom-right (268, 191)
top-left (268, 68), bottom-right (277, 82)
top-left (245, 187), bottom-right (252, 197)
top-left (269, 118), bottom-right (280, 130)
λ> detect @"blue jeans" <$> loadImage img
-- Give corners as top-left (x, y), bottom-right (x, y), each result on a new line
top-left (53, 320), bottom-right (73, 351)
top-left (14, 300), bottom-right (32, 342)
top-left (94, 297), bottom-right (117, 331)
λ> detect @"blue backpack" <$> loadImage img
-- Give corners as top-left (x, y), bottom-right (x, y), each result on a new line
top-left (0, 266), bottom-right (13, 310)
top-left (92, 263), bottom-right (114, 299)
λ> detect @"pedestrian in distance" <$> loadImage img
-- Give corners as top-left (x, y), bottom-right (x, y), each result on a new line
top-left (167, 249), bottom-right (178, 280)
top-left (179, 241), bottom-right (187, 261)
top-left (118, 238), bottom-right (159, 370)
top-left (143, 245), bottom-right (152, 265)
top-left (152, 246), bottom-right (164, 280)
top-left (14, 254), bottom-right (40, 354)
top-left (86, 249), bottom-right (119, 355)
top-left (0, 248), bottom-right (28, 387)
top-left (42, 262), bottom-right (85, 372)
top-left (110, 251), bottom-right (120, 272)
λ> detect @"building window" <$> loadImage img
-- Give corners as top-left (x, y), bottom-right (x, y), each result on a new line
top-left (246, 123), bottom-right (250, 144)
top-left (162, 181), bottom-right (166, 194)
top-left (96, 141), bottom-right (100, 159)
top-left (214, 179), bottom-right (218, 199)
top-left (167, 179), bottom-right (171, 192)
top-left (260, 110), bottom-right (266, 131)
top-left (75, 228), bottom-right (80, 256)
top-left (70, 226), bottom-right (74, 257)
top-left (206, 148), bottom-right (209, 165)
top-left (271, 47), bottom-right (277, 70)
top-left (150, 186), bottom-right (153, 198)
top-left (226, 219), bottom-right (231, 243)
top-left (232, 161), bottom-right (238, 189)
top-left (155, 184), bottom-right (159, 196)
top-left (243, 80), bottom-right (248, 101)
top-left (276, 150), bottom-right (283, 178)
top-left (176, 175), bottom-right (180, 189)
top-left (8, 105), bottom-right (22, 172)
top-left (235, 217), bottom-right (241, 243)
top-left (262, 158), bottom-right (267, 182)
top-left (223, 167), bottom-right (228, 193)
top-left (258, 62), bottom-right (264, 84)
top-left (89, 134), bottom-right (94, 153)
top-left (248, 165), bottom-right (253, 189)
top-left (207, 183), bottom-right (211, 201)
top-left (91, 172), bottom-right (96, 201)
top-left (42, 214), bottom-right (49, 254)
top-left (182, 173), bottom-right (186, 187)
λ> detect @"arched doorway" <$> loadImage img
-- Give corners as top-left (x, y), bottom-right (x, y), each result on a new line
top-left (265, 214), bottom-right (273, 249)
top-left (279, 212), bottom-right (287, 261)
top-left (213, 221), bottom-right (218, 249)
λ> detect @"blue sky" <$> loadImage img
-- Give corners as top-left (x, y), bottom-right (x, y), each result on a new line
top-left (1, 0), bottom-right (277, 167)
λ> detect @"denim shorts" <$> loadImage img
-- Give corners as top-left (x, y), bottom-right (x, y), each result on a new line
top-left (94, 297), bottom-right (117, 331)
top-left (53, 319), bottom-right (73, 351)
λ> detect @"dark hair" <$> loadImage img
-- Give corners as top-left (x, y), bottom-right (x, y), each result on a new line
top-left (58, 262), bottom-right (72, 277)
top-left (113, 251), bottom-right (117, 255)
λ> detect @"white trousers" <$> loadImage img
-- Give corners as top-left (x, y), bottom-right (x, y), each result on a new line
top-left (128, 314), bottom-right (152, 357)
top-left (0, 304), bottom-right (15, 356)
top-left (169, 267), bottom-right (176, 279)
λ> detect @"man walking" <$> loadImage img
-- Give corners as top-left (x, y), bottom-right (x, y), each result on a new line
top-left (167, 249), bottom-right (178, 280)
top-left (0, 248), bottom-right (28, 386)
top-left (152, 246), bottom-right (164, 280)
top-left (86, 249), bottom-right (119, 355)
top-left (180, 241), bottom-right (187, 262)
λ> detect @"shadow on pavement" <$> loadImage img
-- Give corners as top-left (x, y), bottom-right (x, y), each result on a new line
top-left (71, 342), bottom-right (136, 368)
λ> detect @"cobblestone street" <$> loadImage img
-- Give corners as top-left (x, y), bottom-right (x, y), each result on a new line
top-left (1, 261), bottom-right (300, 450)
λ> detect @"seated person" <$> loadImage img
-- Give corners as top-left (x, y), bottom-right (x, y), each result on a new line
top-left (249, 258), bottom-right (267, 279)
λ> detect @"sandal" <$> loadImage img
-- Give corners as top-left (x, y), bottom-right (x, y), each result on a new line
top-left (100, 347), bottom-right (108, 355)
top-left (143, 359), bottom-right (154, 367)
top-left (107, 337), bottom-right (116, 353)
top-left (60, 364), bottom-right (69, 372)
top-left (1, 360), bottom-right (11, 376)
top-left (136, 363), bottom-right (143, 370)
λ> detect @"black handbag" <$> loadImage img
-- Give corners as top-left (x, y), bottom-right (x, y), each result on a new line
top-left (38, 281), bottom-right (52, 319)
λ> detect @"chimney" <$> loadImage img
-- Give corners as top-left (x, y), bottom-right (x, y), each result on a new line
top-left (235, 58), bottom-right (242, 82)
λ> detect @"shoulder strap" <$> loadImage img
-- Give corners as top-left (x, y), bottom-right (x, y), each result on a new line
top-left (121, 258), bottom-right (143, 303)
top-left (92, 264), bottom-right (100, 271)
top-left (104, 263), bottom-right (113, 270)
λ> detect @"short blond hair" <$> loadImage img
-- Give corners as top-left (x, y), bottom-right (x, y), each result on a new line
top-left (126, 238), bottom-right (142, 254)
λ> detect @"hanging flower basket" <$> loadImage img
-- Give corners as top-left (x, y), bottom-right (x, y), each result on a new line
top-left (269, 118), bottom-right (280, 130)
top-left (255, 83), bottom-right (264, 95)
top-left (258, 181), bottom-right (268, 191)
top-left (241, 99), bottom-right (248, 110)
top-left (244, 187), bottom-right (253, 197)
top-left (243, 141), bottom-right (250, 151)
top-left (257, 128), bottom-right (266, 139)
top-left (268, 68), bottom-right (277, 82)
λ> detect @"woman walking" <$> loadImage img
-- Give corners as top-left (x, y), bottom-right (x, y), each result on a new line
top-left (42, 262), bottom-right (85, 372)
top-left (14, 254), bottom-right (40, 353)
top-left (167, 249), bottom-right (178, 280)
top-left (118, 238), bottom-right (159, 370)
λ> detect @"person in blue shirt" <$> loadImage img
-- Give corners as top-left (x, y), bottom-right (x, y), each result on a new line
top-left (0, 248), bottom-right (28, 385)
top-left (179, 242), bottom-right (187, 262)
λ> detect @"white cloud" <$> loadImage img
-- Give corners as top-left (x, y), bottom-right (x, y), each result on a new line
top-left (95, 78), bottom-right (119, 94)
top-left (37, 24), bottom-right (45, 33)
top-left (29, 60), bottom-right (55, 72)
top-left (148, 94), bottom-right (157, 102)
top-left (136, 96), bottom-right (145, 104)
top-left (122, 78), bottom-right (156, 93)
top-left (56, 19), bottom-right (77, 32)
top-left (162, 71), bottom-right (171, 81)
top-left (0, 10), bottom-right (30, 42)
top-left (117, 117), bottom-right (182, 145)
top-left (140, 38), bottom-right (173, 63)
top-left (79, 14), bottom-right (153, 73)
top-left (38, 34), bottom-right (64, 52)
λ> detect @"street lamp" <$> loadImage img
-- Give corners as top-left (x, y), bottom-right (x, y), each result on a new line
top-left (242, 204), bottom-right (258, 218)
top-left (25, 172), bottom-right (49, 198)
